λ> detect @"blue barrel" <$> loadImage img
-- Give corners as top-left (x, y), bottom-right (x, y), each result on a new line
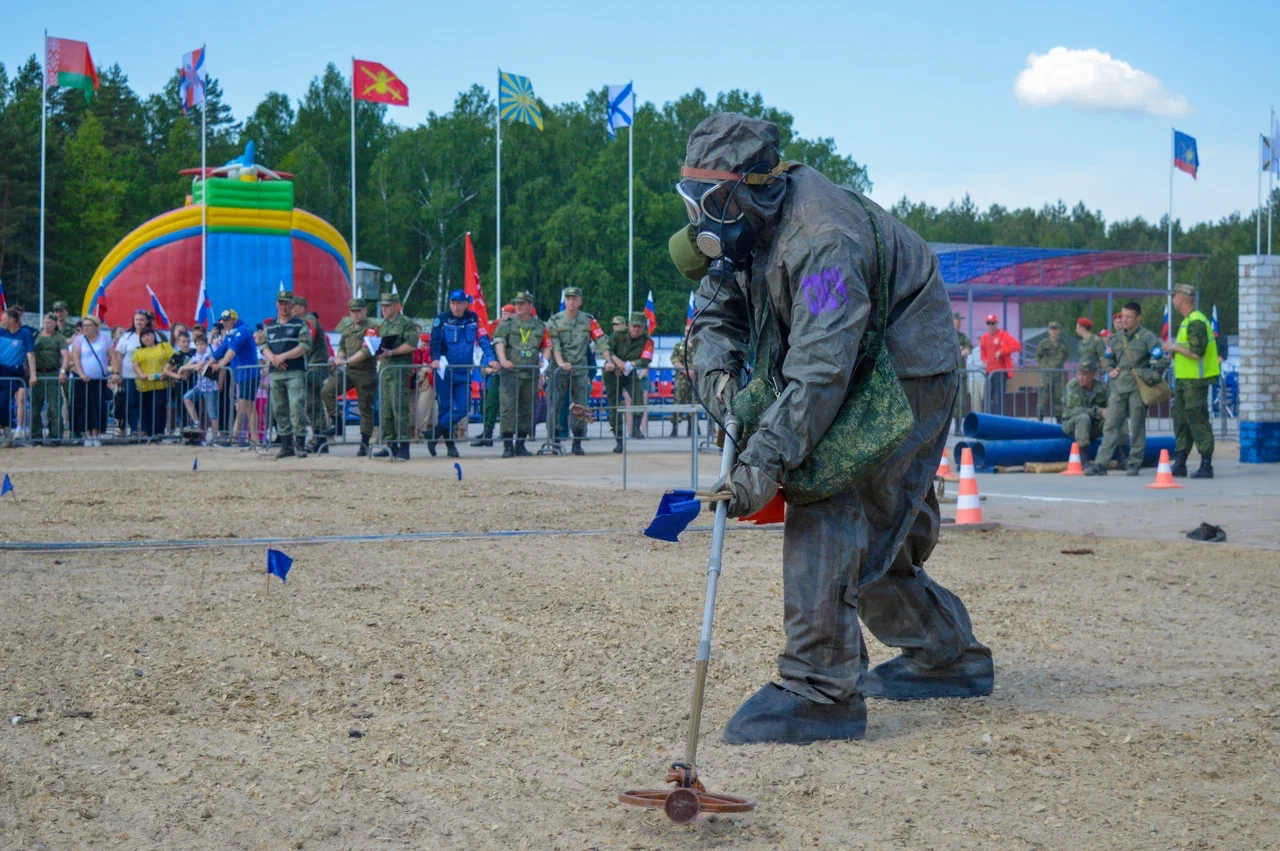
top-left (963, 412), bottom-right (1067, 441)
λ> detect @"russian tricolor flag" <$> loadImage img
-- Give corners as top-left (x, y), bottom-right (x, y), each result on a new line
top-left (147, 285), bottom-right (172, 330)
top-left (644, 290), bottom-right (656, 334)
top-left (1160, 307), bottom-right (1170, 342)
top-left (194, 278), bottom-right (213, 327)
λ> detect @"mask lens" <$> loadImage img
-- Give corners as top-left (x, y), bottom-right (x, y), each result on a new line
top-left (677, 179), bottom-right (745, 225)
top-left (675, 182), bottom-right (703, 224)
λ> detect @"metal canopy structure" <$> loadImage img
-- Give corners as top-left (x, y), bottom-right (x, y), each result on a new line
top-left (931, 243), bottom-right (1202, 289)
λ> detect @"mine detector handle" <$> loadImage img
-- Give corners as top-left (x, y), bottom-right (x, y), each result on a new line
top-left (684, 417), bottom-right (740, 769)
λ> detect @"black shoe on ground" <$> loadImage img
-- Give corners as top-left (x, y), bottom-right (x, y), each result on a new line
top-left (470, 429), bottom-right (494, 447)
top-left (858, 650), bottom-right (994, 701)
top-left (571, 439), bottom-right (584, 456)
top-left (295, 439), bottom-right (309, 458)
top-left (446, 441), bottom-right (460, 458)
top-left (1125, 465), bottom-right (1141, 476)
top-left (514, 439), bottom-right (532, 457)
top-left (372, 444), bottom-right (392, 458)
top-left (274, 436), bottom-right (295, 459)
top-left (357, 439), bottom-right (371, 457)
top-left (1084, 463), bottom-right (1107, 476)
top-left (613, 438), bottom-right (624, 454)
top-left (426, 437), bottom-right (437, 456)
top-left (722, 682), bottom-right (866, 745)
top-left (1191, 452), bottom-right (1214, 479)
top-left (502, 440), bottom-right (514, 458)
top-left (1171, 451), bottom-right (1189, 477)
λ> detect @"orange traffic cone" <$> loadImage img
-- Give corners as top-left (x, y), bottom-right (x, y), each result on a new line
top-left (1146, 449), bottom-right (1184, 490)
top-left (936, 451), bottom-right (957, 481)
top-left (1061, 442), bottom-right (1085, 476)
top-left (954, 447), bottom-right (985, 524)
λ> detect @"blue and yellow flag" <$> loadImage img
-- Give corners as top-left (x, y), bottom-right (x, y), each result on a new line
top-left (499, 71), bottom-right (544, 131)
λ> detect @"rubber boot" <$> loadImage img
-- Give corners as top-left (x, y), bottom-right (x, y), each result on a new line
top-left (613, 437), bottom-right (624, 454)
top-left (502, 439), bottom-right (515, 458)
top-left (446, 440), bottom-right (460, 458)
top-left (1191, 452), bottom-right (1214, 479)
top-left (514, 439), bottom-right (533, 457)
top-left (858, 650), bottom-right (994, 701)
top-left (571, 439), bottom-right (584, 456)
top-left (295, 437), bottom-right (309, 458)
top-left (631, 415), bottom-right (645, 440)
top-left (722, 683), bottom-right (866, 745)
top-left (400, 441), bottom-right (411, 461)
top-left (372, 441), bottom-right (392, 458)
top-left (357, 436), bottom-right (371, 457)
top-left (470, 428), bottom-right (494, 448)
top-left (1170, 451), bottom-right (1189, 477)
top-left (274, 435), bottom-right (295, 460)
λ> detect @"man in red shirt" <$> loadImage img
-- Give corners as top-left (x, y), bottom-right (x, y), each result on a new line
top-left (979, 314), bottom-right (1021, 415)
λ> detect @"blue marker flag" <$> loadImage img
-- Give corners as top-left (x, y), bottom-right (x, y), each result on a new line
top-left (454, 462), bottom-right (463, 480)
top-left (193, 458), bottom-right (198, 471)
top-left (1, 474), bottom-right (12, 497)
top-left (266, 548), bottom-right (293, 583)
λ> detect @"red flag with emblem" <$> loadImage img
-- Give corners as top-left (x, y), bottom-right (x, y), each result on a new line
top-left (353, 59), bottom-right (409, 106)
top-left (463, 232), bottom-right (490, 334)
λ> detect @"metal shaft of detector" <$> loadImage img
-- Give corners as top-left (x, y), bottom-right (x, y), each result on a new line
top-left (685, 418), bottom-right (740, 768)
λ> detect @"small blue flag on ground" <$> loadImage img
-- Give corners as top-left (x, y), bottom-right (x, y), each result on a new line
top-left (1174, 130), bottom-right (1198, 179)
top-left (644, 489), bottom-right (703, 542)
top-left (193, 458), bottom-right (198, 471)
top-left (266, 548), bottom-right (293, 583)
top-left (1, 474), bottom-right (12, 497)
top-left (454, 462), bottom-right (463, 480)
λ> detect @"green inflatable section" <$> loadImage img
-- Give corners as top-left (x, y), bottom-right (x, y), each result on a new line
top-left (192, 177), bottom-right (295, 210)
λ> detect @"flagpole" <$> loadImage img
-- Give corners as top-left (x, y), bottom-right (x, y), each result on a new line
top-left (627, 84), bottom-right (634, 318)
top-left (1259, 134), bottom-right (1265, 257)
top-left (200, 45), bottom-right (207, 306)
top-left (39, 29), bottom-right (47, 319)
top-left (1167, 128), bottom-right (1174, 330)
top-left (350, 58), bottom-right (358, 275)
top-left (1271, 108), bottom-right (1276, 255)
top-left (496, 69), bottom-right (502, 309)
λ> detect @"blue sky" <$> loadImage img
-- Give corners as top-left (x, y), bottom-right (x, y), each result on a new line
top-left (4, 0), bottom-right (1276, 229)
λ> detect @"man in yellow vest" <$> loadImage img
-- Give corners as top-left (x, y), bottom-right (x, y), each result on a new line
top-left (1163, 283), bottom-right (1218, 478)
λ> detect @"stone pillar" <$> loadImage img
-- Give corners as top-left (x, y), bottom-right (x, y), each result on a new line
top-left (1238, 256), bottom-right (1280, 463)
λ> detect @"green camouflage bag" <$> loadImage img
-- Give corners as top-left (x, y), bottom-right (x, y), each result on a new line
top-left (731, 193), bottom-right (914, 505)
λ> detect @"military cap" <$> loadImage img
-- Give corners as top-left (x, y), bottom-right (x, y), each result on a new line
top-left (379, 291), bottom-right (401, 305)
top-left (348, 298), bottom-right (367, 310)
top-left (952, 312), bottom-right (962, 321)
top-left (513, 291), bottom-right (534, 304)
top-left (52, 300), bottom-right (69, 311)
top-left (1078, 358), bottom-right (1100, 372)
top-left (611, 315), bottom-right (626, 326)
top-left (562, 286), bottom-right (583, 298)
top-left (44, 312), bottom-right (58, 322)
top-left (292, 295), bottom-right (309, 308)
top-left (1047, 321), bottom-right (1060, 330)
top-left (629, 311), bottom-right (647, 326)
top-left (1173, 283), bottom-right (1196, 297)
top-left (276, 290), bottom-right (294, 303)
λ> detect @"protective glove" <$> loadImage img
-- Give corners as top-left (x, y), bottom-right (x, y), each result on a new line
top-left (714, 462), bottom-right (779, 519)
top-left (699, 369), bottom-right (738, 421)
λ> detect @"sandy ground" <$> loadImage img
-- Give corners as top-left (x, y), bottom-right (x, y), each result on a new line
top-left (1, 446), bottom-right (1278, 850)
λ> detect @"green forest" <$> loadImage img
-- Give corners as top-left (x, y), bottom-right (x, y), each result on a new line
top-left (0, 56), bottom-right (1267, 334)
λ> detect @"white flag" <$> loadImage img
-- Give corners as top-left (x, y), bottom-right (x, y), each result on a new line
top-left (1263, 135), bottom-right (1279, 173)
top-left (607, 83), bottom-right (634, 139)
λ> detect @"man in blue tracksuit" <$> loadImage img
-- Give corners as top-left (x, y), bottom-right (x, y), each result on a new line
top-left (428, 289), bottom-right (496, 457)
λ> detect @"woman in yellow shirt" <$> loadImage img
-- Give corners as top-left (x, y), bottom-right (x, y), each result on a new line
top-left (131, 329), bottom-right (174, 439)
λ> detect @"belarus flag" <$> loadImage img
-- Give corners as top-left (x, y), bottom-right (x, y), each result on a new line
top-left (45, 37), bottom-right (99, 103)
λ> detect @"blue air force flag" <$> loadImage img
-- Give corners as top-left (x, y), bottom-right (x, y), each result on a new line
top-left (607, 83), bottom-right (634, 139)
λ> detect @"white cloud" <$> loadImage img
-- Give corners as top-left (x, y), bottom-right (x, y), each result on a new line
top-left (1014, 47), bottom-right (1192, 118)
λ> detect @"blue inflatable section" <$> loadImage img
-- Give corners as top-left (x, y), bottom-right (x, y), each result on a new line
top-left (207, 232), bottom-right (293, 325)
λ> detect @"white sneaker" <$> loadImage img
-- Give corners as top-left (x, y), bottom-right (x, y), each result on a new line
top-left (84, 438), bottom-right (93, 447)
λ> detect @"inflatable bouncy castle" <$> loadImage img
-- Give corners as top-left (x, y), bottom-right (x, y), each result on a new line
top-left (81, 142), bottom-right (352, 328)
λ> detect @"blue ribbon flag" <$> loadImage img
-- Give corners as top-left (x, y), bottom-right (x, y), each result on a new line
top-left (266, 548), bottom-right (293, 583)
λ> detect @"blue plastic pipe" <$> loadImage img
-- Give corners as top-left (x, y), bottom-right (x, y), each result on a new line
top-left (963, 412), bottom-right (1067, 441)
top-left (951, 435), bottom-right (1177, 471)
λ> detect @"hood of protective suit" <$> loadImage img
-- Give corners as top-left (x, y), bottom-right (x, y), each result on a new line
top-left (684, 113), bottom-right (788, 245)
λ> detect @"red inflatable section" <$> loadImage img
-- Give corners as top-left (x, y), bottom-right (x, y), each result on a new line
top-left (292, 239), bottom-right (351, 329)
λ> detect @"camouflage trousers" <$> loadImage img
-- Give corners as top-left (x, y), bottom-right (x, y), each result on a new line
top-left (777, 370), bottom-right (990, 703)
top-left (305, 367), bottom-right (327, 433)
top-left (482, 373), bottom-right (500, 431)
top-left (1173, 379), bottom-right (1215, 457)
top-left (1037, 374), bottom-right (1065, 418)
top-left (379, 367), bottom-right (414, 442)
top-left (322, 369), bottom-right (377, 439)
top-left (1061, 413), bottom-right (1104, 453)
top-left (1095, 385), bottom-right (1147, 470)
top-left (269, 370), bottom-right (309, 438)
top-left (500, 371), bottom-right (535, 438)
top-left (552, 368), bottom-right (590, 438)
top-left (32, 375), bottom-right (65, 439)
top-left (673, 374), bottom-right (695, 427)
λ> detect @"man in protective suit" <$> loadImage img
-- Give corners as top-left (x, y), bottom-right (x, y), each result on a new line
top-left (676, 113), bottom-right (992, 745)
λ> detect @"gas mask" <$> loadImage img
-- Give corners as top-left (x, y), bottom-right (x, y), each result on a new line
top-left (676, 176), bottom-right (755, 284)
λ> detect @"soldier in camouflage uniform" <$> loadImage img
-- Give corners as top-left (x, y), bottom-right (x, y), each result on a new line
top-left (604, 312), bottom-right (653, 453)
top-left (670, 337), bottom-right (698, 436)
top-left (546, 286), bottom-right (609, 456)
top-left (953, 312), bottom-right (973, 356)
top-left (1088, 302), bottom-right (1170, 476)
top-left (493, 291), bottom-right (550, 457)
top-left (371, 292), bottom-right (420, 461)
top-left (263, 291), bottom-right (313, 458)
top-left (290, 296), bottom-right (330, 453)
top-left (323, 299), bottom-right (380, 456)
top-left (1061, 358), bottom-right (1108, 457)
top-left (1165, 283), bottom-right (1218, 478)
top-left (1034, 321), bottom-right (1069, 420)
top-left (1074, 317), bottom-right (1105, 368)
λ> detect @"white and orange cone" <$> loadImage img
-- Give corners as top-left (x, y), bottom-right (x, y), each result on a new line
top-left (1146, 448), bottom-right (1184, 490)
top-left (954, 447), bottom-right (985, 524)
top-left (936, 451), bottom-right (956, 481)
top-left (1061, 442), bottom-right (1085, 476)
